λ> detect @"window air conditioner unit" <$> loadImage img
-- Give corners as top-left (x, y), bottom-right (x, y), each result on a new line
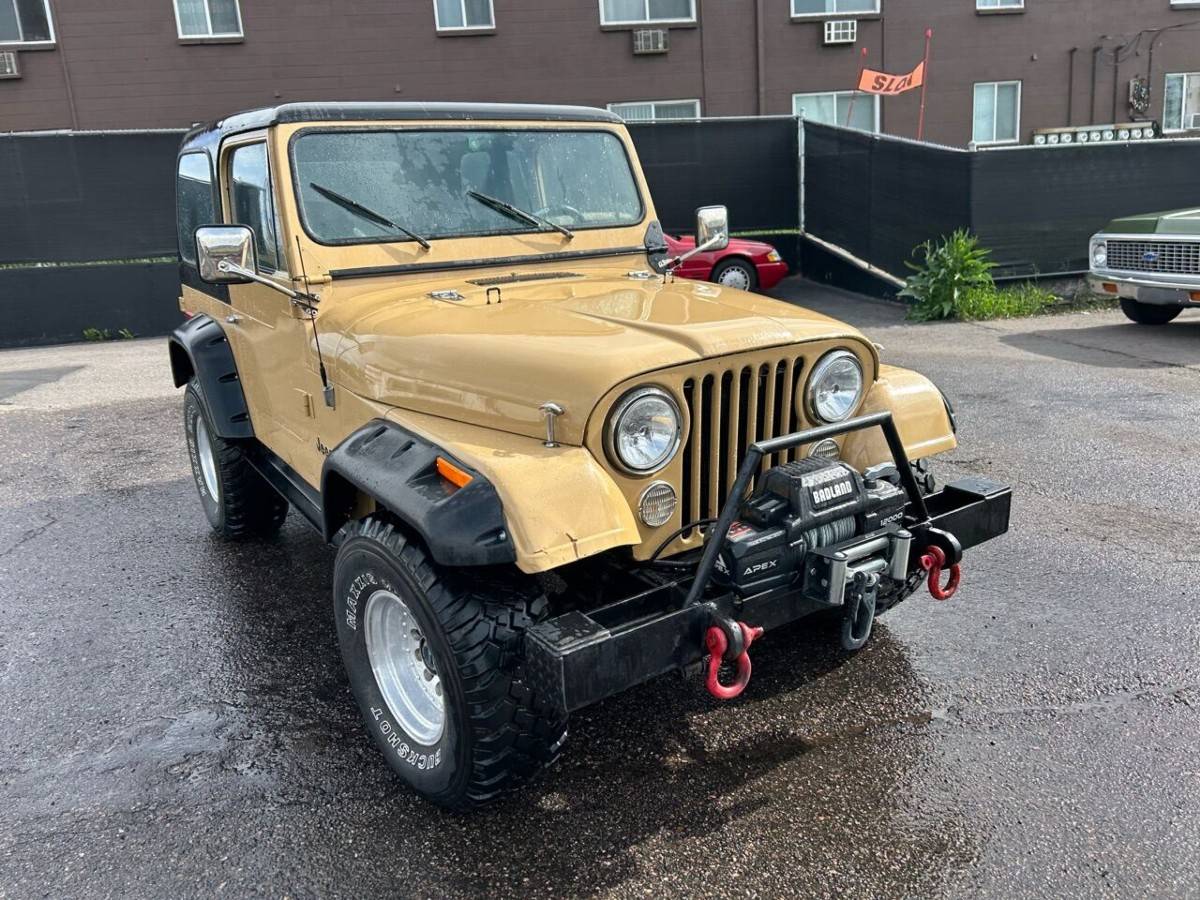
top-left (632, 29), bottom-right (669, 55)
top-left (823, 19), bottom-right (857, 45)
top-left (0, 51), bottom-right (19, 80)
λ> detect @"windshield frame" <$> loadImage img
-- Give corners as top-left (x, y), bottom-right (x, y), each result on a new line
top-left (286, 125), bottom-right (647, 248)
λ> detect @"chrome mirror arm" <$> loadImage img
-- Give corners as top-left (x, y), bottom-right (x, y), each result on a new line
top-left (662, 232), bottom-right (730, 272)
top-left (216, 259), bottom-right (312, 304)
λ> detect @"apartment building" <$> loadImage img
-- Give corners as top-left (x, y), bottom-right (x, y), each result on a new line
top-left (1, 0), bottom-right (1198, 147)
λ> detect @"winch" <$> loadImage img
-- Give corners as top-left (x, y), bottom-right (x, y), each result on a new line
top-left (713, 457), bottom-right (909, 599)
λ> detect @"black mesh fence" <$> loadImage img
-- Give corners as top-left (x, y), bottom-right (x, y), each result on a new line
top-left (803, 120), bottom-right (1200, 281)
top-left (0, 131), bottom-right (183, 264)
top-left (971, 141), bottom-right (1200, 278)
top-left (802, 122), bottom-right (970, 278)
top-left (628, 118), bottom-right (800, 235)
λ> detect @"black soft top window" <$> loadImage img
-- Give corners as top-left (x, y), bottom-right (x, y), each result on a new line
top-left (176, 151), bottom-right (215, 265)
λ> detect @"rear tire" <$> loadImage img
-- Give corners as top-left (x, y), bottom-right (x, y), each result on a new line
top-left (712, 258), bottom-right (759, 292)
top-left (333, 516), bottom-right (567, 809)
top-left (1120, 299), bottom-right (1182, 325)
top-left (184, 383), bottom-right (287, 539)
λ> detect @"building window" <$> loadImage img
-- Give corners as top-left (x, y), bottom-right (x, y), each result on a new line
top-left (1164, 73), bottom-right (1200, 132)
top-left (174, 0), bottom-right (243, 39)
top-left (976, 0), bottom-right (1023, 10)
top-left (599, 0), bottom-right (696, 26)
top-left (790, 0), bottom-right (879, 18)
top-left (972, 80), bottom-right (1021, 144)
top-left (793, 91), bottom-right (880, 132)
top-left (0, 0), bottom-right (54, 46)
top-left (434, 0), bottom-right (494, 31)
top-left (608, 99), bottom-right (701, 122)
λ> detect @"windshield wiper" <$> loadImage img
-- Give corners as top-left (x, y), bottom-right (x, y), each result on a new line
top-left (309, 182), bottom-right (431, 250)
top-left (466, 190), bottom-right (574, 240)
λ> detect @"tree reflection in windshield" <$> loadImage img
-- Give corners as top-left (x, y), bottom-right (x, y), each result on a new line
top-left (293, 129), bottom-right (643, 244)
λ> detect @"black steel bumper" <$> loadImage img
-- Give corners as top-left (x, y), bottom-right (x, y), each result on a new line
top-left (524, 413), bottom-right (1012, 716)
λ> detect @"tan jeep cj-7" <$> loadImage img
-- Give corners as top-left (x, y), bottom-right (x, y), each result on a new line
top-left (168, 102), bottom-right (1011, 808)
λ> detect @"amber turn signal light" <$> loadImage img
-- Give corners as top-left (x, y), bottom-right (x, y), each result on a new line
top-left (436, 456), bottom-right (473, 489)
top-left (1102, 283), bottom-right (1119, 294)
top-left (1191, 292), bottom-right (1200, 302)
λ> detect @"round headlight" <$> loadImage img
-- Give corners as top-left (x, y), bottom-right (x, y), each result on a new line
top-left (806, 350), bottom-right (864, 424)
top-left (1092, 241), bottom-right (1107, 268)
top-left (606, 386), bottom-right (681, 475)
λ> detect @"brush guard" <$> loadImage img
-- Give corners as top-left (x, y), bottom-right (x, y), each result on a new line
top-left (524, 412), bottom-right (1011, 716)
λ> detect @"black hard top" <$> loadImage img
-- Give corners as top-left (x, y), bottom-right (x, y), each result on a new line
top-left (181, 101), bottom-right (622, 154)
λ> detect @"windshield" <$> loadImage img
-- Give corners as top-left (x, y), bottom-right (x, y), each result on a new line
top-left (291, 128), bottom-right (644, 245)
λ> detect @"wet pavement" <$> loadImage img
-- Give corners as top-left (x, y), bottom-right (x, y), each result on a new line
top-left (2, 281), bottom-right (1200, 898)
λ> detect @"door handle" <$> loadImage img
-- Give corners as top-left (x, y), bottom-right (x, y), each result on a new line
top-left (225, 314), bottom-right (242, 325)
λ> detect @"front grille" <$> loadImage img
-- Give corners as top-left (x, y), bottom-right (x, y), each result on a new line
top-left (1107, 239), bottom-right (1200, 276)
top-left (679, 355), bottom-right (806, 534)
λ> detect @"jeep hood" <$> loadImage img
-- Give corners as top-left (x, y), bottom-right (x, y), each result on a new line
top-left (324, 270), bottom-right (877, 445)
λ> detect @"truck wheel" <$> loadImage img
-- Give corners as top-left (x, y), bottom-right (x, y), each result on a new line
top-left (333, 516), bottom-right (567, 809)
top-left (1120, 299), bottom-right (1181, 325)
top-left (183, 383), bottom-right (287, 539)
top-left (712, 258), bottom-right (758, 292)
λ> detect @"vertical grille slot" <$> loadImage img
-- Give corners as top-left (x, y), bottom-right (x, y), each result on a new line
top-left (678, 354), bottom-right (805, 534)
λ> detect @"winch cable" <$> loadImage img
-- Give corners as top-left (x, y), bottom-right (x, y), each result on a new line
top-left (641, 518), bottom-right (717, 570)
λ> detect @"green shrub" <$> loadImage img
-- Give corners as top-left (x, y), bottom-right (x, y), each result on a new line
top-left (900, 229), bottom-right (996, 321)
top-left (954, 282), bottom-right (1056, 320)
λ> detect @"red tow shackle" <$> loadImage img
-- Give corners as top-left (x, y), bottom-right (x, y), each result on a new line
top-left (920, 544), bottom-right (961, 601)
top-left (705, 620), bottom-right (764, 701)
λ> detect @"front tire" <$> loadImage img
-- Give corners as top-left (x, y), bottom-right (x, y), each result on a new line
top-left (183, 383), bottom-right (287, 539)
top-left (712, 258), bottom-right (759, 292)
top-left (333, 516), bottom-right (567, 809)
top-left (1120, 299), bottom-right (1182, 325)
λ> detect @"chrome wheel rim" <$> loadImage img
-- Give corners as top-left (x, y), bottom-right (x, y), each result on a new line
top-left (364, 589), bottom-right (445, 745)
top-left (717, 264), bottom-right (752, 291)
top-left (195, 416), bottom-right (220, 502)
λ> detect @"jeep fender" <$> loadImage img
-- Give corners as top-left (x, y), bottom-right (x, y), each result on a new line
top-left (322, 419), bottom-right (519, 567)
top-left (167, 314), bottom-right (254, 440)
top-left (841, 364), bottom-right (957, 471)
top-left (325, 409), bottom-right (641, 574)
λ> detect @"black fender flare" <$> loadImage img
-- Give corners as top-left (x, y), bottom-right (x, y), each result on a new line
top-left (167, 314), bottom-right (254, 440)
top-left (322, 419), bottom-right (516, 568)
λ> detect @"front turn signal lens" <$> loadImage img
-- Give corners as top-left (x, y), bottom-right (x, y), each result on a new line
top-left (1102, 283), bottom-right (1119, 294)
top-left (436, 456), bottom-right (473, 489)
top-left (639, 481), bottom-right (677, 527)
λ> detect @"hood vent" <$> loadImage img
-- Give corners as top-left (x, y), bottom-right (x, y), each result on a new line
top-left (467, 272), bottom-right (584, 287)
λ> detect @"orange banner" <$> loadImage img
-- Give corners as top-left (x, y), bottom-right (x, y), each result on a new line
top-left (858, 61), bottom-right (925, 96)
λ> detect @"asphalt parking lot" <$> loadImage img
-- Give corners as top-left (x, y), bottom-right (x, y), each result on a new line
top-left (3, 279), bottom-right (1200, 898)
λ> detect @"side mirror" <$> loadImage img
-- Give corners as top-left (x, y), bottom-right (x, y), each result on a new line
top-left (695, 205), bottom-right (729, 253)
top-left (196, 225), bottom-right (258, 284)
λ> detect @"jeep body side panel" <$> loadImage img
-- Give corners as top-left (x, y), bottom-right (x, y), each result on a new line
top-left (168, 314), bottom-right (254, 440)
top-left (322, 419), bottom-right (517, 567)
top-left (841, 365), bottom-right (957, 471)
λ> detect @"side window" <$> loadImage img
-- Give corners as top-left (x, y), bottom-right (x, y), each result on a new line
top-left (228, 142), bottom-right (282, 273)
top-left (176, 152), bottom-right (214, 266)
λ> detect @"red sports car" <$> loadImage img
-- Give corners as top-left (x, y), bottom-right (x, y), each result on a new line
top-left (665, 233), bottom-right (790, 292)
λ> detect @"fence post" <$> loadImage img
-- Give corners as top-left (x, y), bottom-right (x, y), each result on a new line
top-left (797, 115), bottom-right (806, 236)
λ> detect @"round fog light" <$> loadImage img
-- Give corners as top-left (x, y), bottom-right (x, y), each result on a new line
top-left (639, 481), bottom-right (677, 527)
top-left (808, 438), bottom-right (841, 460)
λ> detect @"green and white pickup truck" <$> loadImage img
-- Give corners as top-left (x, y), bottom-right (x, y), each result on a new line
top-left (1090, 208), bottom-right (1200, 325)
